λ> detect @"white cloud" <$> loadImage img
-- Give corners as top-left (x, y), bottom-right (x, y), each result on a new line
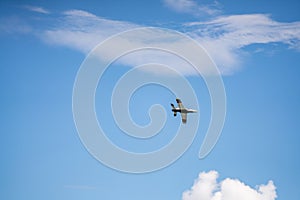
top-left (41, 9), bottom-right (138, 53)
top-left (24, 5), bottom-right (50, 14)
top-left (163, 0), bottom-right (221, 16)
top-left (182, 171), bottom-right (277, 200)
top-left (185, 14), bottom-right (300, 74)
top-left (4, 7), bottom-right (300, 75)
top-left (40, 11), bottom-right (300, 75)
top-left (40, 9), bottom-right (217, 76)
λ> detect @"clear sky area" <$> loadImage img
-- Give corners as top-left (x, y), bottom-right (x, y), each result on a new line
top-left (1, 0), bottom-right (300, 200)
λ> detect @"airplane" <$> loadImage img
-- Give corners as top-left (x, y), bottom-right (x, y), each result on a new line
top-left (171, 98), bottom-right (197, 124)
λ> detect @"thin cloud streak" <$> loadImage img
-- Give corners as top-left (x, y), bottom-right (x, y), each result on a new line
top-left (24, 5), bottom-right (50, 14)
top-left (163, 0), bottom-right (221, 16)
top-left (0, 16), bottom-right (32, 34)
top-left (64, 184), bottom-right (97, 190)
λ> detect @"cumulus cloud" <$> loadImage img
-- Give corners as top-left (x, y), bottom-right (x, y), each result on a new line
top-left (182, 171), bottom-right (277, 200)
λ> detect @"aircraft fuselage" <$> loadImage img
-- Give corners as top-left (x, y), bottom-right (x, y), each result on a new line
top-left (172, 108), bottom-right (197, 113)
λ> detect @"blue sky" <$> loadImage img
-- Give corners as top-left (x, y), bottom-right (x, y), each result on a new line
top-left (1, 0), bottom-right (300, 200)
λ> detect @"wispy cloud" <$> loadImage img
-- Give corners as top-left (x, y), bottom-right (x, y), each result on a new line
top-left (35, 10), bottom-right (201, 75)
top-left (182, 171), bottom-right (277, 200)
top-left (184, 14), bottom-right (300, 74)
top-left (3, 7), bottom-right (300, 75)
top-left (163, 0), bottom-right (221, 16)
top-left (39, 10), bottom-right (300, 75)
top-left (24, 5), bottom-right (50, 14)
top-left (41, 9), bottom-right (138, 53)
top-left (0, 16), bottom-right (32, 34)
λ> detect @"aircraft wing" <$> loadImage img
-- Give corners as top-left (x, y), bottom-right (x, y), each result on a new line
top-left (176, 99), bottom-right (187, 123)
top-left (176, 98), bottom-right (185, 109)
top-left (181, 113), bottom-right (187, 123)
